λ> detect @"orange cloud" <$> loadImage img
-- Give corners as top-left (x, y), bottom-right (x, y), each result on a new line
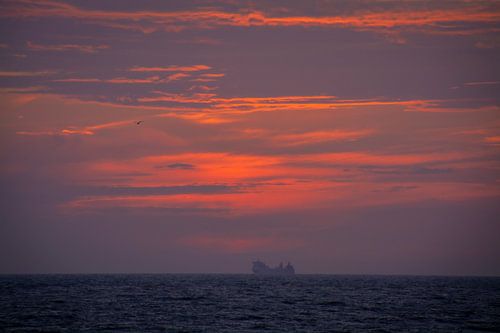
top-left (3, 1), bottom-right (499, 36)
top-left (191, 85), bottom-right (218, 92)
top-left (137, 92), bottom-right (444, 116)
top-left (129, 65), bottom-right (211, 72)
top-left (199, 73), bottom-right (225, 78)
top-left (213, 95), bottom-right (338, 104)
top-left (191, 78), bottom-right (218, 82)
top-left (24, 92), bottom-right (466, 121)
top-left (139, 93), bottom-right (338, 104)
top-left (484, 136), bottom-right (500, 143)
top-left (165, 72), bottom-right (190, 82)
top-left (60, 129), bottom-right (94, 135)
top-left (168, 113), bottom-right (236, 124)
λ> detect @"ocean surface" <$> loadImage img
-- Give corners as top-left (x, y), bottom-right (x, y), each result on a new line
top-left (0, 274), bottom-right (499, 332)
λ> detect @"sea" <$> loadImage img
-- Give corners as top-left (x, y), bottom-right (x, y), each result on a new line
top-left (0, 274), bottom-right (499, 332)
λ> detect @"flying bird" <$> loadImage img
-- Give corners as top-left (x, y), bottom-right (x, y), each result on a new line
top-left (136, 120), bottom-right (143, 125)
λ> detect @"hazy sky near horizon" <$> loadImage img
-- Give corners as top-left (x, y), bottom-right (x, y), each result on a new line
top-left (0, 0), bottom-right (499, 275)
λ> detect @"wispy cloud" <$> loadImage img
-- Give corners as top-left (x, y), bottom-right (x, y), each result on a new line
top-left (48, 64), bottom-right (214, 88)
top-left (16, 119), bottom-right (136, 137)
top-left (463, 81), bottom-right (500, 86)
top-left (406, 105), bottom-right (500, 113)
top-left (106, 76), bottom-right (164, 84)
top-left (16, 130), bottom-right (61, 136)
top-left (52, 78), bottom-right (102, 83)
top-left (0, 70), bottom-right (54, 77)
top-left (272, 129), bottom-right (375, 146)
top-left (0, 86), bottom-right (46, 93)
top-left (53, 74), bottom-right (191, 84)
top-left (27, 41), bottom-right (109, 53)
top-left (175, 37), bottom-right (222, 45)
top-left (179, 235), bottom-right (303, 252)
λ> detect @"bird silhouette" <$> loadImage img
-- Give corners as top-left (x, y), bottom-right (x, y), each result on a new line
top-left (136, 120), bottom-right (143, 125)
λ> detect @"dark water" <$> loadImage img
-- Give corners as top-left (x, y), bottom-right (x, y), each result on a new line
top-left (1, 275), bottom-right (499, 332)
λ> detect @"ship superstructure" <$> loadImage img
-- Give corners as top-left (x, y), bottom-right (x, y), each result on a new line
top-left (252, 260), bottom-right (295, 275)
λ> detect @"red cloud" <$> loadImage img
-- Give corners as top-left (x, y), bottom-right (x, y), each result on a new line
top-left (58, 148), bottom-right (500, 216)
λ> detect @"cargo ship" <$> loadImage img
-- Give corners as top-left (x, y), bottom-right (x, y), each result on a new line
top-left (252, 260), bottom-right (295, 275)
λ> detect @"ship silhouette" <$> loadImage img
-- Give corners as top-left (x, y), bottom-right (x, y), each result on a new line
top-left (252, 260), bottom-right (295, 275)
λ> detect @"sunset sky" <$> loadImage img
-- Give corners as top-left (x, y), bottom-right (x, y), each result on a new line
top-left (0, 0), bottom-right (499, 275)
